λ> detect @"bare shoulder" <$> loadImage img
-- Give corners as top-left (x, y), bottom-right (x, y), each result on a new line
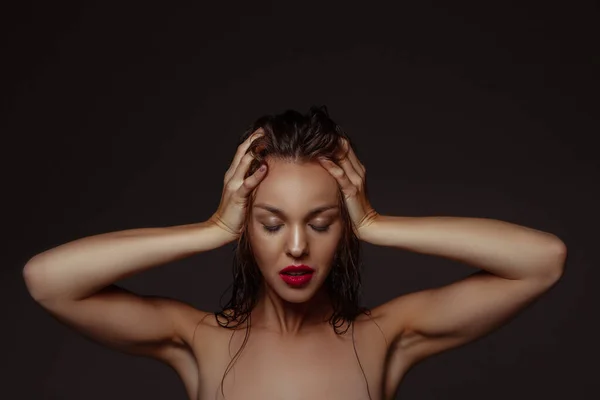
top-left (371, 287), bottom-right (456, 347)
top-left (164, 305), bottom-right (245, 354)
top-left (368, 294), bottom-right (415, 347)
top-left (148, 299), bottom-right (217, 399)
top-left (148, 297), bottom-right (215, 365)
top-left (159, 298), bottom-right (215, 348)
top-left (369, 269), bottom-right (560, 368)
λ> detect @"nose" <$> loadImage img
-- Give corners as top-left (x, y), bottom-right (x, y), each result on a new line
top-left (286, 224), bottom-right (309, 259)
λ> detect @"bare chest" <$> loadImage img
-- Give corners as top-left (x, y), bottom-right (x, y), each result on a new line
top-left (189, 317), bottom-right (409, 400)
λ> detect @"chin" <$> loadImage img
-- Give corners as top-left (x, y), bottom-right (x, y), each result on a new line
top-left (283, 289), bottom-right (318, 302)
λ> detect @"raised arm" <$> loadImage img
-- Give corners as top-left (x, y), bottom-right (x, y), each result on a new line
top-left (22, 128), bottom-right (268, 362)
top-left (363, 216), bottom-right (567, 365)
top-left (22, 221), bottom-right (234, 359)
top-left (316, 138), bottom-right (567, 367)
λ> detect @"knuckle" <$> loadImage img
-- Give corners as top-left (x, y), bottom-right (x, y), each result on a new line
top-left (242, 178), bottom-right (254, 189)
top-left (225, 182), bottom-right (237, 192)
top-left (238, 153), bottom-right (251, 165)
top-left (331, 168), bottom-right (345, 179)
top-left (346, 187), bottom-right (358, 197)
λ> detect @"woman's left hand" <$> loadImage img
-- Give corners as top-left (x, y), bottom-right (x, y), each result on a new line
top-left (318, 138), bottom-right (380, 239)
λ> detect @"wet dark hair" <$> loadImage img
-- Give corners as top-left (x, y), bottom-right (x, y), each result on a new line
top-left (211, 105), bottom-right (384, 399)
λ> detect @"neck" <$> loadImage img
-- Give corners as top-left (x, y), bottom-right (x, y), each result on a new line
top-left (250, 281), bottom-right (334, 336)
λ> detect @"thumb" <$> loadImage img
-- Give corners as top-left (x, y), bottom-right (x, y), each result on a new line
top-left (238, 164), bottom-right (267, 197)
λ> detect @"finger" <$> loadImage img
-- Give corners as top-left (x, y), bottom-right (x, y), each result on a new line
top-left (318, 158), bottom-right (356, 195)
top-left (341, 138), bottom-right (365, 179)
top-left (238, 163), bottom-right (267, 197)
top-left (229, 152), bottom-right (256, 185)
top-left (336, 139), bottom-right (364, 185)
top-left (227, 129), bottom-right (264, 175)
top-left (224, 129), bottom-right (264, 183)
top-left (348, 149), bottom-right (365, 177)
top-left (336, 156), bottom-right (363, 188)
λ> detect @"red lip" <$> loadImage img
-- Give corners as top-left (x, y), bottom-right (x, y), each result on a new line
top-left (280, 264), bottom-right (315, 273)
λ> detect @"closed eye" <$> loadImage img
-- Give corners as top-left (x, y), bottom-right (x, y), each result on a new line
top-left (263, 225), bottom-right (282, 233)
top-left (262, 225), bottom-right (330, 234)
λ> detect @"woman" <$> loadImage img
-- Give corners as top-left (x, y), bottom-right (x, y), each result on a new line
top-left (23, 106), bottom-right (567, 400)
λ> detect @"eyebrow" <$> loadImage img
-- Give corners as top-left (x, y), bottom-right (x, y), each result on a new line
top-left (253, 203), bottom-right (339, 219)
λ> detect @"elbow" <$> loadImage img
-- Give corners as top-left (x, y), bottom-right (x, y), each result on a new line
top-left (542, 238), bottom-right (567, 284)
top-left (23, 258), bottom-right (50, 303)
top-left (23, 260), bottom-right (40, 300)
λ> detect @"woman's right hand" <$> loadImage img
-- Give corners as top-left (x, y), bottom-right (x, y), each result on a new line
top-left (208, 129), bottom-right (267, 239)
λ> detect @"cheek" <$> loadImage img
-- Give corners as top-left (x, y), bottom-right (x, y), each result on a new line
top-left (314, 231), bottom-right (343, 260)
top-left (319, 232), bottom-right (341, 249)
top-left (248, 227), bottom-right (279, 263)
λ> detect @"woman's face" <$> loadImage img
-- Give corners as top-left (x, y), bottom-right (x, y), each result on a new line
top-left (248, 158), bottom-right (344, 303)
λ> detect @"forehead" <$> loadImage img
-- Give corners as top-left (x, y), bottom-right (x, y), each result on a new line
top-left (253, 159), bottom-right (339, 209)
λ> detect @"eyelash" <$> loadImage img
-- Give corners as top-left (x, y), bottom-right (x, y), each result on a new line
top-left (262, 225), bottom-right (330, 234)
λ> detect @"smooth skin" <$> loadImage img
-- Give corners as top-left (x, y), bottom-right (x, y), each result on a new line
top-left (22, 130), bottom-right (269, 361)
top-left (23, 130), bottom-right (566, 398)
top-left (317, 138), bottom-right (566, 366)
top-left (245, 159), bottom-right (343, 333)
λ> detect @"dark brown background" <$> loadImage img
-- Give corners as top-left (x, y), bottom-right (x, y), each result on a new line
top-left (3, 1), bottom-right (598, 399)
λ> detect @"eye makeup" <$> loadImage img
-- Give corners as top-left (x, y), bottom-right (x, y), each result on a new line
top-left (261, 224), bottom-right (331, 235)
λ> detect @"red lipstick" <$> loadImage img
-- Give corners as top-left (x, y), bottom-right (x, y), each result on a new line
top-left (279, 264), bottom-right (315, 287)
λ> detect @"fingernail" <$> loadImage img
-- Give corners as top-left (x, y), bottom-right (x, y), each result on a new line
top-left (259, 165), bottom-right (266, 172)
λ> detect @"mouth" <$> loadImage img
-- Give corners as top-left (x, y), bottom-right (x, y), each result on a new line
top-left (279, 270), bottom-right (315, 286)
top-left (279, 264), bottom-right (315, 286)
top-left (279, 264), bottom-right (315, 275)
